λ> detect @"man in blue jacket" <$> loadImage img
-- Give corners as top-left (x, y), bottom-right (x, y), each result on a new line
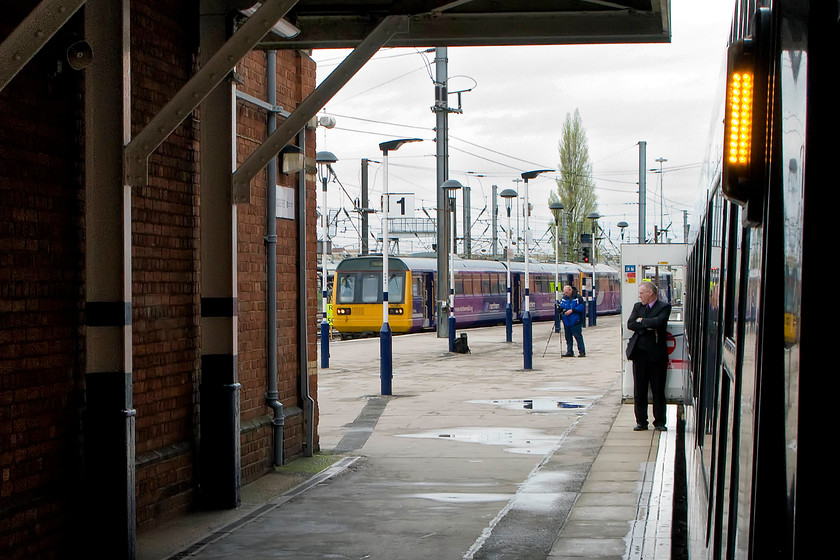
top-left (559, 285), bottom-right (586, 357)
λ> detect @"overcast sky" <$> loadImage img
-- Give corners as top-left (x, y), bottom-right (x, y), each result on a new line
top-left (311, 1), bottom-right (734, 256)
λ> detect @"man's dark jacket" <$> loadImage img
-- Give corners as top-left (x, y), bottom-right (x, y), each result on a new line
top-left (626, 299), bottom-right (672, 362)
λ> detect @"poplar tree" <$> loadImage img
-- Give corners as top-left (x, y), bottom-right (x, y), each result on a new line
top-left (549, 109), bottom-right (598, 261)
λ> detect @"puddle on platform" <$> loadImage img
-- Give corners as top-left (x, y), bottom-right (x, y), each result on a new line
top-left (403, 493), bottom-right (513, 504)
top-left (468, 397), bottom-right (589, 412)
top-left (396, 427), bottom-right (560, 455)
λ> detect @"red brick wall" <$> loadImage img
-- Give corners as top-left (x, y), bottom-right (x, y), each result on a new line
top-left (0, 6), bottom-right (85, 558)
top-left (130, 0), bottom-right (201, 530)
top-left (235, 48), bottom-right (319, 482)
top-left (1, 0), bottom-right (318, 554)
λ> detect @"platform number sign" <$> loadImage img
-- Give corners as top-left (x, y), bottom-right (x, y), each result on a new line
top-left (382, 193), bottom-right (415, 217)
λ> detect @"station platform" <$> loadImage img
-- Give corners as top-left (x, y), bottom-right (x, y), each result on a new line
top-left (138, 316), bottom-right (679, 560)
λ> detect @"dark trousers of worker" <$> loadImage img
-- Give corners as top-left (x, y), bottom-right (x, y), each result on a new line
top-left (564, 322), bottom-right (585, 355)
top-left (632, 357), bottom-right (667, 427)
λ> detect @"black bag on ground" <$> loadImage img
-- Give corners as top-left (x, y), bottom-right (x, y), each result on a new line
top-left (453, 333), bottom-right (470, 354)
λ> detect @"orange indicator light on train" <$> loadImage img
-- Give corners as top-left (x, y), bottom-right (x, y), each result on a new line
top-left (727, 72), bottom-right (754, 165)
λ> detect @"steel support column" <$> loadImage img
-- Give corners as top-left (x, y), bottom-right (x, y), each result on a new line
top-left (82, 0), bottom-right (135, 557)
top-left (197, 1), bottom-right (240, 509)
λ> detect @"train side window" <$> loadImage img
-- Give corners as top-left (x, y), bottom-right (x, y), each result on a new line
top-left (455, 276), bottom-right (464, 295)
top-left (481, 274), bottom-right (491, 295)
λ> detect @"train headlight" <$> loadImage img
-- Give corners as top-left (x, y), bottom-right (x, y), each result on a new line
top-left (388, 307), bottom-right (404, 315)
top-left (336, 308), bottom-right (351, 315)
top-left (721, 8), bottom-right (771, 225)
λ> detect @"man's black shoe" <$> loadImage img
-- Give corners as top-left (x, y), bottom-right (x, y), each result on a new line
top-left (578, 353), bottom-right (586, 357)
top-left (633, 424), bottom-right (648, 431)
top-left (654, 425), bottom-right (668, 431)
top-left (562, 353), bottom-right (574, 357)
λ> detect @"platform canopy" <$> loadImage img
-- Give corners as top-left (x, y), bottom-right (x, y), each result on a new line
top-left (256, 0), bottom-right (672, 50)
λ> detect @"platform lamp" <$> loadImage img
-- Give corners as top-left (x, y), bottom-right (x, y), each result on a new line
top-left (549, 201), bottom-right (564, 334)
top-left (499, 188), bottom-right (518, 342)
top-left (586, 212), bottom-right (601, 326)
top-left (441, 180), bottom-right (463, 352)
top-left (316, 151), bottom-right (338, 369)
top-left (378, 138), bottom-right (422, 395)
top-left (617, 221), bottom-right (629, 241)
top-left (521, 169), bottom-right (553, 370)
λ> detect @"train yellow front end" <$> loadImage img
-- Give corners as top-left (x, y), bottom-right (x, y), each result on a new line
top-left (330, 256), bottom-right (416, 335)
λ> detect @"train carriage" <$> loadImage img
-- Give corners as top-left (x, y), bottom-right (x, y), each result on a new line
top-left (681, 1), bottom-right (836, 557)
top-left (330, 255), bottom-right (620, 336)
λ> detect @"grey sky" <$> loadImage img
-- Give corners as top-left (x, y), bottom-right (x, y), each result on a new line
top-left (312, 1), bottom-right (733, 255)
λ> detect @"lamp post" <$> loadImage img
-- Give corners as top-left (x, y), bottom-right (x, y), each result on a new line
top-left (316, 151), bottom-right (338, 369)
top-left (618, 221), bottom-right (629, 241)
top-left (586, 212), bottom-right (601, 326)
top-left (441, 180), bottom-right (462, 351)
top-left (652, 157), bottom-right (667, 242)
top-left (378, 138), bottom-right (421, 395)
top-left (549, 201), bottom-right (564, 333)
top-left (521, 169), bottom-right (553, 370)
top-left (499, 188), bottom-right (517, 342)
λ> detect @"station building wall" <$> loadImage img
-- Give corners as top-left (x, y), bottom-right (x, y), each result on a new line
top-left (0, 2), bottom-right (319, 557)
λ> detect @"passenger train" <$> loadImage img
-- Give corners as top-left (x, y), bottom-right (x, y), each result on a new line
top-left (681, 0), bottom-right (834, 557)
top-left (329, 255), bottom-right (620, 336)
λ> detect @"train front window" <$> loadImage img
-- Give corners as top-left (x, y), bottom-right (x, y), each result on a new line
top-left (336, 274), bottom-right (356, 303)
top-left (361, 273), bottom-right (379, 303)
top-left (336, 271), bottom-right (406, 304)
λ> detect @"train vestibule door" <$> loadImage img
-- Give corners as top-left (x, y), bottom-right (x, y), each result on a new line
top-left (620, 244), bottom-right (688, 404)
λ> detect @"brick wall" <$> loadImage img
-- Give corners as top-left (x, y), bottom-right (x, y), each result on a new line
top-left (0, 5), bottom-right (85, 558)
top-left (1, 0), bottom-right (318, 554)
top-left (131, 0), bottom-right (202, 530)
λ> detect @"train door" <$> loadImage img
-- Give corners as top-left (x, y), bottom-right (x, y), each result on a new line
top-left (423, 273), bottom-right (434, 328)
top-left (512, 274), bottom-right (521, 315)
top-left (620, 244), bottom-right (688, 404)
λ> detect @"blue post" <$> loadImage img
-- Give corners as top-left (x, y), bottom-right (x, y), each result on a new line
top-left (554, 301), bottom-right (561, 333)
top-left (449, 315), bottom-right (456, 352)
top-left (505, 302), bottom-right (513, 343)
top-left (380, 322), bottom-right (392, 395)
top-left (523, 310), bottom-right (532, 370)
top-left (320, 319), bottom-right (330, 368)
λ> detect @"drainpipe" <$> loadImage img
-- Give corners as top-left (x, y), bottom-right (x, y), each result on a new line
top-left (265, 50), bottom-right (284, 466)
top-left (298, 128), bottom-right (315, 456)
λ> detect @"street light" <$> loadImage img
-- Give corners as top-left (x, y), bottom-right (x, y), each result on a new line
top-left (521, 169), bottom-right (553, 370)
top-left (617, 221), bottom-right (629, 241)
top-left (586, 212), bottom-right (601, 326)
top-left (378, 138), bottom-right (422, 395)
top-left (652, 157), bottom-right (667, 242)
top-left (441, 179), bottom-right (462, 351)
top-left (499, 188), bottom-right (517, 342)
top-left (549, 200), bottom-right (564, 334)
top-left (316, 151), bottom-right (338, 369)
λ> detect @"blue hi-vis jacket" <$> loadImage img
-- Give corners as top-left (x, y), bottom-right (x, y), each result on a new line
top-left (559, 294), bottom-right (585, 327)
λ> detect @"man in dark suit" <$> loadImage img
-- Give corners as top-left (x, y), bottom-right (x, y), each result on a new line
top-left (626, 281), bottom-right (672, 431)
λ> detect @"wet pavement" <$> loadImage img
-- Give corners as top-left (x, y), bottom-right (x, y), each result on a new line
top-left (138, 316), bottom-right (676, 560)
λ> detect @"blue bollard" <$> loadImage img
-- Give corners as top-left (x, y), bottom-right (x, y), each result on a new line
top-left (320, 319), bottom-right (330, 369)
top-left (380, 322), bottom-right (392, 395)
top-left (523, 310), bottom-right (532, 370)
top-left (554, 302), bottom-right (561, 333)
top-left (505, 304), bottom-right (513, 342)
top-left (448, 315), bottom-right (456, 352)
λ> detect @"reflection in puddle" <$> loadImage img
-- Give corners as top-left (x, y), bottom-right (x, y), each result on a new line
top-left (468, 397), bottom-right (590, 412)
top-left (404, 493), bottom-right (513, 504)
top-left (397, 427), bottom-right (559, 454)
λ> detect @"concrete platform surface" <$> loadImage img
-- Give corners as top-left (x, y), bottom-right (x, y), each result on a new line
top-left (137, 316), bottom-right (677, 560)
